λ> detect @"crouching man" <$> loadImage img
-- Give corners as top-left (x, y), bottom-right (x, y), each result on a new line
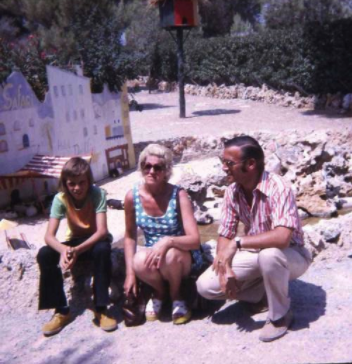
top-left (196, 135), bottom-right (312, 342)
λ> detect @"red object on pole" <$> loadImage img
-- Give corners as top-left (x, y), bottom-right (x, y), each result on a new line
top-left (159, 0), bottom-right (199, 29)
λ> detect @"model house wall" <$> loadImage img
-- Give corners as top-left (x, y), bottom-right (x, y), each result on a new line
top-left (0, 66), bottom-right (135, 208)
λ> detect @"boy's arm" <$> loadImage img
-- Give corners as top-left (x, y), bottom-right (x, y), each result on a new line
top-left (73, 212), bottom-right (108, 256)
top-left (45, 217), bottom-right (73, 271)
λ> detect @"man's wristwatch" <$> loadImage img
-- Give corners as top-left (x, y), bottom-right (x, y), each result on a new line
top-left (235, 236), bottom-right (242, 250)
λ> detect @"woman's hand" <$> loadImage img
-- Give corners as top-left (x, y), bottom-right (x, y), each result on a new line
top-left (144, 237), bottom-right (171, 269)
top-left (124, 274), bottom-right (137, 297)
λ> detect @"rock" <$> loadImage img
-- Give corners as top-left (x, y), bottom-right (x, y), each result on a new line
top-left (297, 194), bottom-right (337, 218)
top-left (321, 226), bottom-right (341, 243)
top-left (303, 228), bottom-right (325, 258)
top-left (265, 153), bottom-right (282, 175)
top-left (194, 210), bottom-right (214, 225)
top-left (336, 197), bottom-right (352, 210)
top-left (342, 93), bottom-right (352, 110)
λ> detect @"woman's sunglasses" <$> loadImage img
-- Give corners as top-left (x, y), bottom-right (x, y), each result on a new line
top-left (143, 163), bottom-right (165, 173)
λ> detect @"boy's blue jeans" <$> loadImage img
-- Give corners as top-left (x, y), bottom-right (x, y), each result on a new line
top-left (37, 238), bottom-right (112, 310)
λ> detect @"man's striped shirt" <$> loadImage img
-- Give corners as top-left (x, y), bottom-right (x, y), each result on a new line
top-left (218, 171), bottom-right (304, 246)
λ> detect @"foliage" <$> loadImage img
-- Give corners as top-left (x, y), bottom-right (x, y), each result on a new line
top-left (0, 35), bottom-right (49, 99)
top-left (261, 0), bottom-right (352, 29)
top-left (155, 18), bottom-right (352, 95)
top-left (199, 0), bottom-right (261, 37)
top-left (0, 0), bottom-right (136, 97)
top-left (1, 0), bottom-right (352, 96)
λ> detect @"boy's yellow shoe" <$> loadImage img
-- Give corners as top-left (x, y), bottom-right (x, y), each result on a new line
top-left (94, 311), bottom-right (117, 332)
top-left (42, 313), bottom-right (71, 336)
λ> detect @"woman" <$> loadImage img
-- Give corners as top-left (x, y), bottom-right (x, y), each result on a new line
top-left (123, 144), bottom-right (202, 324)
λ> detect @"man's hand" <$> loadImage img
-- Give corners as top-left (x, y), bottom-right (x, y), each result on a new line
top-left (213, 242), bottom-right (237, 276)
top-left (212, 237), bottom-right (240, 299)
top-left (219, 268), bottom-right (241, 300)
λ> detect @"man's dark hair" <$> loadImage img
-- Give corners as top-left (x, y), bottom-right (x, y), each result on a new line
top-left (224, 135), bottom-right (265, 173)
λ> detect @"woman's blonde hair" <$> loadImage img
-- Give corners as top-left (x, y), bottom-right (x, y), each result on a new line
top-left (138, 143), bottom-right (173, 181)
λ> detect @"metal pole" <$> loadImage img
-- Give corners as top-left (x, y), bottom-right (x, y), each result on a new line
top-left (176, 27), bottom-right (186, 118)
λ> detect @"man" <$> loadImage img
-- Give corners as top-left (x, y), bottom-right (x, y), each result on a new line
top-left (196, 135), bottom-right (312, 342)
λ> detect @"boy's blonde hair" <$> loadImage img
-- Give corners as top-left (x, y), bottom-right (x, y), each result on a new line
top-left (58, 157), bottom-right (94, 194)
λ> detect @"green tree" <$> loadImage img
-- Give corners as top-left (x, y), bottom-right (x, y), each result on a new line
top-left (0, 0), bottom-right (135, 96)
top-left (262, 0), bottom-right (352, 30)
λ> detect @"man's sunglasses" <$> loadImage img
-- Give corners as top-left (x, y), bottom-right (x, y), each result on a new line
top-left (143, 163), bottom-right (165, 173)
top-left (219, 156), bottom-right (245, 168)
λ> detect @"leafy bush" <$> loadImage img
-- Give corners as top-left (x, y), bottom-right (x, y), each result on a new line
top-left (149, 18), bottom-right (352, 95)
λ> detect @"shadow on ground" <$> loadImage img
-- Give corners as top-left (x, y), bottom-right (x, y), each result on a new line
top-left (301, 109), bottom-right (352, 119)
top-left (290, 279), bottom-right (326, 331)
top-left (210, 280), bottom-right (326, 334)
top-left (39, 340), bottom-right (114, 364)
top-left (134, 103), bottom-right (172, 111)
top-left (192, 109), bottom-right (240, 117)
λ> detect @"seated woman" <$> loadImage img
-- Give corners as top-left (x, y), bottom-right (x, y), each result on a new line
top-left (123, 144), bottom-right (202, 324)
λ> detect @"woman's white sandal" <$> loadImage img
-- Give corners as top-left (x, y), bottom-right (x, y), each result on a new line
top-left (172, 300), bottom-right (192, 325)
top-left (145, 298), bottom-right (163, 321)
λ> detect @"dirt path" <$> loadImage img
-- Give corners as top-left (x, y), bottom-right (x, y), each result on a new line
top-left (130, 90), bottom-right (352, 143)
top-left (1, 91), bottom-right (352, 364)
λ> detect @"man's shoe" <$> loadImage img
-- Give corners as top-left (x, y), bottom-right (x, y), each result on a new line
top-left (259, 309), bottom-right (294, 342)
top-left (42, 313), bottom-right (71, 336)
top-left (245, 296), bottom-right (268, 315)
top-left (94, 311), bottom-right (117, 332)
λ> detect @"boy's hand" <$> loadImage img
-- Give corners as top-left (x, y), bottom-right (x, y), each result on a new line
top-left (60, 247), bottom-right (77, 271)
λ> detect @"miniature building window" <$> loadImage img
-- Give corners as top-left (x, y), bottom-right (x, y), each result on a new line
top-left (14, 120), bottom-right (20, 131)
top-left (68, 84), bottom-right (73, 96)
top-left (0, 140), bottom-right (8, 152)
top-left (61, 85), bottom-right (66, 97)
top-left (66, 111), bottom-right (71, 122)
top-left (83, 127), bottom-right (88, 137)
top-left (80, 109), bottom-right (85, 119)
top-left (23, 134), bottom-right (30, 148)
top-left (113, 126), bottom-right (123, 137)
top-left (93, 125), bottom-right (98, 135)
top-left (29, 118), bottom-right (35, 127)
top-left (53, 86), bottom-right (59, 98)
top-left (79, 85), bottom-right (84, 95)
top-left (0, 123), bottom-right (5, 135)
top-left (73, 110), bottom-right (78, 121)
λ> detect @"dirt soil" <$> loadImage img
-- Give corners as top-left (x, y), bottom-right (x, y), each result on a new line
top-left (1, 91), bottom-right (352, 364)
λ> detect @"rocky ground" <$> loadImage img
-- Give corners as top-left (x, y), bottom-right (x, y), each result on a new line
top-left (1, 90), bottom-right (352, 364)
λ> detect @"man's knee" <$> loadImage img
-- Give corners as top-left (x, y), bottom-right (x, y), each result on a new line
top-left (258, 248), bottom-right (286, 275)
top-left (196, 270), bottom-right (217, 300)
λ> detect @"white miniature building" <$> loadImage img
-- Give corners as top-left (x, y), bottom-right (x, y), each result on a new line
top-left (0, 66), bottom-right (135, 208)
